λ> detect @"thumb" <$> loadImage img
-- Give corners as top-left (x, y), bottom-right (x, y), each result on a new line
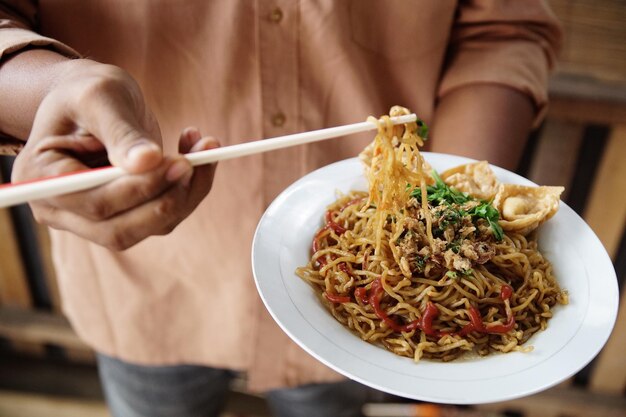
top-left (77, 67), bottom-right (165, 173)
top-left (98, 118), bottom-right (163, 174)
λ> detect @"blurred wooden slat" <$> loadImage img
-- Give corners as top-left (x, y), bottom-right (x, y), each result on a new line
top-left (0, 135), bottom-right (23, 156)
top-left (0, 170), bottom-right (30, 308)
top-left (504, 411), bottom-right (556, 417)
top-left (549, 94), bottom-right (626, 126)
top-left (527, 119), bottom-right (585, 198)
top-left (0, 207), bottom-right (30, 307)
top-left (223, 391), bottom-right (271, 417)
top-left (549, 0), bottom-right (626, 83)
top-left (0, 171), bottom-right (45, 356)
top-left (583, 125), bottom-right (626, 259)
top-left (548, 73), bottom-right (626, 125)
top-left (476, 386), bottom-right (626, 417)
top-left (62, 347), bottom-right (96, 363)
top-left (0, 390), bottom-right (109, 417)
top-left (34, 223), bottom-right (62, 312)
top-left (589, 290), bottom-right (626, 394)
top-left (550, 73), bottom-right (626, 105)
top-left (0, 307), bottom-right (89, 352)
top-left (0, 353), bottom-right (103, 400)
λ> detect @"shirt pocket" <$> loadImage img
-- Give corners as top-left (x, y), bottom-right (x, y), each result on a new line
top-left (348, 0), bottom-right (444, 61)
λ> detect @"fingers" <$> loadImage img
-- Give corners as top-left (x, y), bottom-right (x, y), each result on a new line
top-left (28, 148), bottom-right (195, 249)
top-left (178, 127), bottom-right (220, 207)
top-left (33, 182), bottom-right (193, 250)
top-left (178, 126), bottom-right (219, 154)
top-left (32, 131), bottom-right (216, 251)
top-left (41, 156), bottom-right (192, 221)
top-left (179, 126), bottom-right (203, 154)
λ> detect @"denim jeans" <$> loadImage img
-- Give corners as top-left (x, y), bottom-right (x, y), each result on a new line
top-left (97, 353), bottom-right (369, 417)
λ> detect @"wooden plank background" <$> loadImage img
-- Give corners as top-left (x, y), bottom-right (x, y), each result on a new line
top-left (549, 0), bottom-right (626, 82)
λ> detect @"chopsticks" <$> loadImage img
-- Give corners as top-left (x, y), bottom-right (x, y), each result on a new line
top-left (0, 113), bottom-right (417, 208)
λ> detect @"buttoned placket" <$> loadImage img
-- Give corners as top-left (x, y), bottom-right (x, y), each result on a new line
top-left (250, 0), bottom-right (305, 391)
top-left (257, 0), bottom-right (304, 205)
top-left (258, 2), bottom-right (298, 137)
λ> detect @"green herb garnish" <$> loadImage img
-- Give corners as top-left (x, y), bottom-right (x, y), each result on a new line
top-left (465, 201), bottom-right (504, 241)
top-left (410, 170), bottom-right (504, 241)
top-left (416, 118), bottom-right (429, 140)
top-left (411, 170), bottom-right (470, 206)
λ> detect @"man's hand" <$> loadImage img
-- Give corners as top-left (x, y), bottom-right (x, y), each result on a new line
top-left (11, 60), bottom-right (219, 250)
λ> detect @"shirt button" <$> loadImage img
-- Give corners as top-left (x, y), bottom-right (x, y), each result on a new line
top-left (269, 7), bottom-right (283, 23)
top-left (271, 112), bottom-right (286, 127)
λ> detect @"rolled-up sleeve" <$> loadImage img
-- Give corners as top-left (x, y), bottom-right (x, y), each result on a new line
top-left (437, 0), bottom-right (562, 126)
top-left (0, 0), bottom-right (79, 61)
top-left (0, 1), bottom-right (80, 154)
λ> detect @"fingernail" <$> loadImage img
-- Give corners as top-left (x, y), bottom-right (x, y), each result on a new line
top-left (126, 141), bottom-right (160, 164)
top-left (166, 160), bottom-right (191, 183)
top-left (183, 127), bottom-right (201, 142)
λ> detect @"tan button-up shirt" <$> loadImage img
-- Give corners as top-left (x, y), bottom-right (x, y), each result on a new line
top-left (0, 0), bottom-right (560, 391)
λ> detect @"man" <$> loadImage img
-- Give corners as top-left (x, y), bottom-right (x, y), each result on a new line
top-left (0, 1), bottom-right (561, 416)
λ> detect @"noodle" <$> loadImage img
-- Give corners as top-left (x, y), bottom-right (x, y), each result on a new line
top-left (295, 107), bottom-right (568, 361)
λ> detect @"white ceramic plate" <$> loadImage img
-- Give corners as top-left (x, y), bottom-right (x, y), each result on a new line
top-left (251, 154), bottom-right (619, 404)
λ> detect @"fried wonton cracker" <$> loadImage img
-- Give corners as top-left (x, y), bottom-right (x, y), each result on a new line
top-left (493, 184), bottom-right (564, 236)
top-left (440, 161), bottom-right (499, 200)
